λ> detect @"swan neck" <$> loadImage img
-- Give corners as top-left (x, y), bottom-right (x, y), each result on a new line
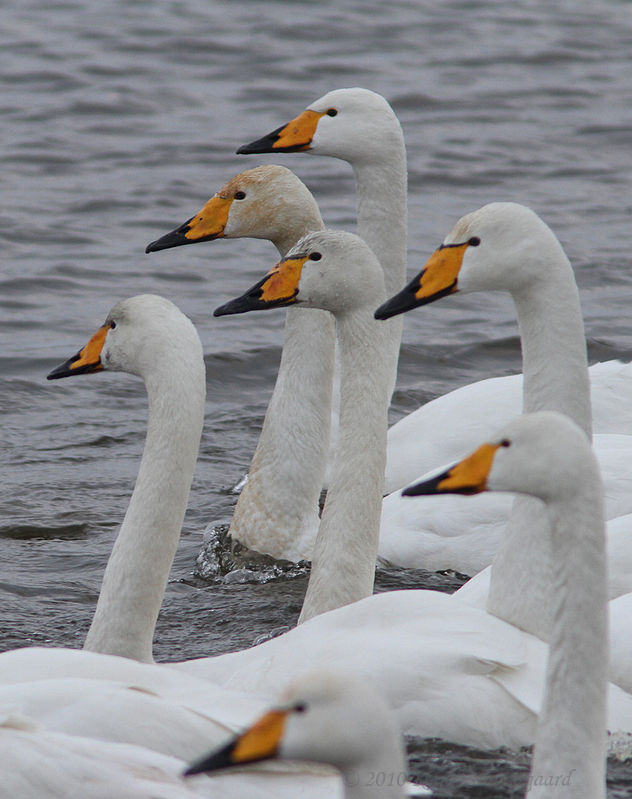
top-left (529, 479), bottom-right (607, 799)
top-left (299, 305), bottom-right (389, 622)
top-left (84, 359), bottom-right (205, 662)
top-left (513, 265), bottom-right (592, 438)
top-left (488, 255), bottom-right (592, 636)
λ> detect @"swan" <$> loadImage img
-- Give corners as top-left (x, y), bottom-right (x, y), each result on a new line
top-left (213, 229), bottom-right (390, 622)
top-left (236, 87), bottom-right (407, 412)
top-left (146, 165), bottom-right (332, 561)
top-left (0, 294), bottom-right (344, 797)
top-left (172, 231), bottom-right (632, 749)
top-left (184, 671), bottom-right (420, 799)
top-left (375, 202), bottom-right (632, 633)
top-left (404, 412), bottom-right (608, 799)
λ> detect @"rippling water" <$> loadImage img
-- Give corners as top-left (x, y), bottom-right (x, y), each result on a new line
top-left (2, 0), bottom-right (632, 794)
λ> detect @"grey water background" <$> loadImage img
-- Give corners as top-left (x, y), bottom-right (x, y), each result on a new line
top-left (2, 0), bottom-right (632, 795)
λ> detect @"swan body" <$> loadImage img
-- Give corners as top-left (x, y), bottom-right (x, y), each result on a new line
top-left (376, 202), bottom-right (632, 638)
top-left (185, 671), bottom-right (415, 799)
top-left (147, 165), bottom-right (332, 561)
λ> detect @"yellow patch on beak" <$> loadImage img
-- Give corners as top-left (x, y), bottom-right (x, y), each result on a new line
top-left (437, 442), bottom-right (500, 493)
top-left (259, 255), bottom-right (307, 304)
top-left (184, 195), bottom-right (233, 241)
top-left (272, 110), bottom-right (324, 150)
top-left (231, 709), bottom-right (287, 763)
top-left (70, 325), bottom-right (109, 372)
top-left (414, 242), bottom-right (470, 301)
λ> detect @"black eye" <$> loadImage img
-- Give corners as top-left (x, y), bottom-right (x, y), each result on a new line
top-left (234, 191), bottom-right (246, 200)
top-left (500, 439), bottom-right (511, 448)
top-left (309, 252), bottom-right (322, 261)
top-left (326, 108), bottom-right (337, 117)
top-left (294, 702), bottom-right (307, 714)
top-left (468, 236), bottom-right (481, 247)
top-left (110, 320), bottom-right (116, 329)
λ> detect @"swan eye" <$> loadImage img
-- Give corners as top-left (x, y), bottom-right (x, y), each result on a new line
top-left (234, 191), bottom-right (246, 200)
top-left (500, 439), bottom-right (511, 448)
top-left (468, 236), bottom-right (481, 247)
top-left (326, 108), bottom-right (337, 117)
top-left (293, 702), bottom-right (308, 714)
top-left (309, 252), bottom-right (322, 261)
top-left (109, 321), bottom-right (117, 329)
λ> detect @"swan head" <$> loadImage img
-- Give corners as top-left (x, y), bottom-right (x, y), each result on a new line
top-left (375, 202), bottom-right (568, 319)
top-left (145, 165), bottom-right (323, 254)
top-left (47, 294), bottom-right (202, 381)
top-left (237, 88), bottom-right (404, 165)
top-left (184, 670), bottom-right (402, 777)
top-left (213, 229), bottom-right (385, 318)
top-left (402, 411), bottom-right (598, 505)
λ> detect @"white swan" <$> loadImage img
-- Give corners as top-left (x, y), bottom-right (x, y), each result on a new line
top-left (404, 412), bottom-right (608, 799)
top-left (172, 232), bottom-right (632, 749)
top-left (187, 414), bottom-right (610, 799)
top-left (237, 87), bottom-right (407, 418)
top-left (146, 165), bottom-right (332, 561)
top-left (0, 295), bottom-right (342, 797)
top-left (213, 230), bottom-right (390, 622)
top-left (375, 203), bottom-right (632, 624)
top-left (184, 671), bottom-right (419, 799)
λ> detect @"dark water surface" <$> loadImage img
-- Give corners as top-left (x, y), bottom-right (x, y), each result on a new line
top-left (2, 0), bottom-right (632, 795)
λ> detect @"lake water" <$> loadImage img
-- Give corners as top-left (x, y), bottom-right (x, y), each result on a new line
top-left (2, 0), bottom-right (632, 795)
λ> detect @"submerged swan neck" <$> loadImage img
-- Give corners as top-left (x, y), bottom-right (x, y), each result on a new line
top-left (299, 302), bottom-right (389, 622)
top-left (529, 475), bottom-right (607, 799)
top-left (84, 354), bottom-right (205, 662)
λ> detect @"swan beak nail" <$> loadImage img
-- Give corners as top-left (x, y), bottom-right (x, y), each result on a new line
top-left (374, 242), bottom-right (469, 320)
top-left (402, 442), bottom-right (500, 497)
top-left (237, 110), bottom-right (324, 154)
top-left (213, 255), bottom-right (306, 316)
top-left (146, 196), bottom-right (233, 253)
top-left (47, 325), bottom-right (108, 380)
top-left (184, 709), bottom-right (287, 776)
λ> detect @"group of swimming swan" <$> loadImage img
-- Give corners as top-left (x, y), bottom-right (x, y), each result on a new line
top-left (5, 87), bottom-right (630, 796)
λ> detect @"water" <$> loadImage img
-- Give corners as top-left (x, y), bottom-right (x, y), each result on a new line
top-left (2, 0), bottom-right (632, 794)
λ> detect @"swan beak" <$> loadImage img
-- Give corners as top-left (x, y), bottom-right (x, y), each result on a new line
top-left (184, 709), bottom-right (287, 776)
top-left (402, 442), bottom-right (501, 497)
top-left (237, 110), bottom-right (324, 154)
top-left (374, 242), bottom-right (469, 320)
top-left (47, 325), bottom-right (109, 380)
top-left (145, 196), bottom-right (233, 253)
top-left (213, 254), bottom-right (307, 316)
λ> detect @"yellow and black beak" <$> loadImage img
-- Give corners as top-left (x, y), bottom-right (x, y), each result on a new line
top-left (47, 325), bottom-right (109, 380)
top-left (184, 709), bottom-right (287, 777)
top-left (146, 195), bottom-right (233, 253)
top-left (213, 254), bottom-right (307, 317)
top-left (374, 241), bottom-right (471, 320)
top-left (237, 110), bottom-right (325, 154)
top-left (402, 442), bottom-right (501, 497)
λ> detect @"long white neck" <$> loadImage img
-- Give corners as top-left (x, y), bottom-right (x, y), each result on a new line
top-left (353, 137), bottom-right (407, 402)
top-left (528, 478), bottom-right (607, 799)
top-left (84, 357), bottom-right (205, 662)
top-left (299, 303), bottom-right (389, 622)
top-left (228, 216), bottom-right (336, 561)
top-left (488, 254), bottom-right (592, 638)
